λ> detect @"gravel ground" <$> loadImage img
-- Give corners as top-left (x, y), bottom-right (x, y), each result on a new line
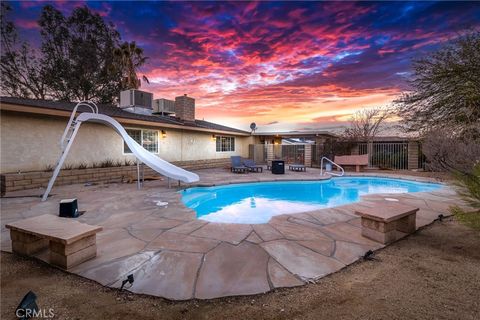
top-left (1, 217), bottom-right (479, 320)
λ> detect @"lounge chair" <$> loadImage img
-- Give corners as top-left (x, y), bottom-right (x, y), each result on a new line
top-left (244, 159), bottom-right (263, 173)
top-left (230, 156), bottom-right (248, 173)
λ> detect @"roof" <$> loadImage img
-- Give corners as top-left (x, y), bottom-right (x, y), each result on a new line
top-left (0, 96), bottom-right (250, 135)
top-left (254, 130), bottom-right (336, 137)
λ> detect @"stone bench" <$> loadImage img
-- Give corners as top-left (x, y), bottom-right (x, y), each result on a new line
top-left (355, 203), bottom-right (419, 244)
top-left (334, 154), bottom-right (369, 172)
top-left (6, 214), bottom-right (102, 269)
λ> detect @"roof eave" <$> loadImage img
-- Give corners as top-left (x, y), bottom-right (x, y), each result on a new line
top-left (0, 102), bottom-right (251, 136)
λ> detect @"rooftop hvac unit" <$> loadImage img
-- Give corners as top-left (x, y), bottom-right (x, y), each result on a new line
top-left (119, 89), bottom-right (153, 109)
top-left (153, 98), bottom-right (176, 115)
top-left (119, 89), bottom-right (153, 115)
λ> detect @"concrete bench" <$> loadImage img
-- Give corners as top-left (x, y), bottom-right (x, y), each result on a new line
top-left (355, 203), bottom-right (418, 244)
top-left (334, 154), bottom-right (369, 172)
top-left (6, 214), bottom-right (102, 269)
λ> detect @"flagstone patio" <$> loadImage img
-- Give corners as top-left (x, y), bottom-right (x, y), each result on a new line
top-left (0, 168), bottom-right (464, 300)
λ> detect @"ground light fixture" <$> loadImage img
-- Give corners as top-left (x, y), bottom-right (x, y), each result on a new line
top-left (59, 198), bottom-right (79, 218)
top-left (363, 250), bottom-right (376, 261)
top-left (120, 274), bottom-right (135, 291)
top-left (15, 291), bottom-right (38, 320)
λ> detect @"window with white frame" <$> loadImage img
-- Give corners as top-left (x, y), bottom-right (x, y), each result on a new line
top-left (216, 136), bottom-right (235, 152)
top-left (124, 129), bottom-right (159, 154)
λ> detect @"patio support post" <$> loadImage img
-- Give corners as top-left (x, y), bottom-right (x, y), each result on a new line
top-left (136, 159), bottom-right (141, 190)
top-left (304, 145), bottom-right (312, 167)
top-left (367, 141), bottom-right (373, 168)
top-left (408, 141), bottom-right (419, 170)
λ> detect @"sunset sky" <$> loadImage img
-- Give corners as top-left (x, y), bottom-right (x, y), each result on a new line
top-left (6, 1), bottom-right (480, 131)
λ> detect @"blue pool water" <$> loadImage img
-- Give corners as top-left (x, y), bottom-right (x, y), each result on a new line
top-left (180, 177), bottom-right (442, 224)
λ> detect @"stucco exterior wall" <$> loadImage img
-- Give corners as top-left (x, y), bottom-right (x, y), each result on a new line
top-left (0, 111), bottom-right (253, 173)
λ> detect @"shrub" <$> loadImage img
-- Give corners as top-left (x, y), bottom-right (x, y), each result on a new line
top-left (99, 159), bottom-right (115, 168)
top-left (124, 159), bottom-right (135, 166)
top-left (422, 129), bottom-right (480, 175)
top-left (63, 163), bottom-right (74, 170)
top-left (77, 162), bottom-right (88, 170)
top-left (450, 162), bottom-right (480, 230)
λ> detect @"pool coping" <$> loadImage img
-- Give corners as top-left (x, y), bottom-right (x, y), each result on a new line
top-left (180, 173), bottom-right (448, 192)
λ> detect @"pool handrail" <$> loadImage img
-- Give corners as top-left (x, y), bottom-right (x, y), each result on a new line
top-left (60, 101), bottom-right (98, 150)
top-left (320, 157), bottom-right (344, 177)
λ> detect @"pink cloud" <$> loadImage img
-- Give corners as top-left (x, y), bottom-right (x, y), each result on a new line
top-left (15, 19), bottom-right (39, 30)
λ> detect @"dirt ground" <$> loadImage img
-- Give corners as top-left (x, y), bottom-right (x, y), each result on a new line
top-left (1, 217), bottom-right (479, 320)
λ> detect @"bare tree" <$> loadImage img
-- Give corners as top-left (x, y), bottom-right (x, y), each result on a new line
top-left (0, 3), bottom-right (48, 99)
top-left (395, 30), bottom-right (480, 136)
top-left (343, 107), bottom-right (390, 142)
top-left (422, 129), bottom-right (480, 174)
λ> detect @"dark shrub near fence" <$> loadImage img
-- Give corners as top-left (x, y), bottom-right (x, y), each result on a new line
top-left (312, 140), bottom-right (356, 166)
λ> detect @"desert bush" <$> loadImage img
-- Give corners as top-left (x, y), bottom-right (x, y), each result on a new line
top-left (77, 162), bottom-right (88, 170)
top-left (63, 163), bottom-right (74, 170)
top-left (422, 129), bottom-right (480, 174)
top-left (99, 159), bottom-right (115, 168)
top-left (124, 159), bottom-right (135, 166)
top-left (450, 162), bottom-right (480, 230)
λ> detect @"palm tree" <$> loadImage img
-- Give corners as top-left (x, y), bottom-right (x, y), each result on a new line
top-left (113, 41), bottom-right (149, 89)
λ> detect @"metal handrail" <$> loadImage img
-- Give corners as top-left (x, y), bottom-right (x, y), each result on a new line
top-left (60, 101), bottom-right (98, 149)
top-left (320, 156), bottom-right (344, 177)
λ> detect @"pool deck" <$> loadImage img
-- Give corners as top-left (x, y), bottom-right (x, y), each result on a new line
top-left (0, 168), bottom-right (466, 300)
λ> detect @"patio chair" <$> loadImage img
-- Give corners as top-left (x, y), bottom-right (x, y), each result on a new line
top-left (244, 159), bottom-right (263, 173)
top-left (230, 156), bottom-right (248, 174)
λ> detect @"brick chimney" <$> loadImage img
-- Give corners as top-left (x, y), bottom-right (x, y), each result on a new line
top-left (174, 94), bottom-right (195, 122)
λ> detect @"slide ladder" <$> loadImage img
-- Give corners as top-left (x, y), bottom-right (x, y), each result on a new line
top-left (41, 101), bottom-right (199, 201)
top-left (320, 156), bottom-right (344, 177)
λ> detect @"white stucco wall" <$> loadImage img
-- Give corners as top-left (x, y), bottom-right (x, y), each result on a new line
top-left (0, 112), bottom-right (253, 173)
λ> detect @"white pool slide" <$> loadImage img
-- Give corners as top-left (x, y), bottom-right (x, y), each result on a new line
top-left (42, 102), bottom-right (199, 201)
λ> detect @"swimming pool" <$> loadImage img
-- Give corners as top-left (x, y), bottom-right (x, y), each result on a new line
top-left (180, 177), bottom-right (442, 224)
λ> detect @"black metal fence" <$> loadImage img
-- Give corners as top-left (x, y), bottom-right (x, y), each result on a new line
top-left (248, 144), bottom-right (305, 164)
top-left (249, 141), bottom-right (416, 170)
top-left (358, 142), bottom-right (409, 170)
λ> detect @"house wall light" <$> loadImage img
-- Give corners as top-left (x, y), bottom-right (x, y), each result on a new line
top-left (212, 134), bottom-right (216, 141)
top-left (161, 130), bottom-right (167, 138)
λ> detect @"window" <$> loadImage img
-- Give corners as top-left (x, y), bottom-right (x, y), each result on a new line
top-left (124, 129), bottom-right (159, 154)
top-left (216, 136), bottom-right (235, 152)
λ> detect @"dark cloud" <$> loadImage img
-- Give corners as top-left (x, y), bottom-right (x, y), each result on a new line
top-left (4, 0), bottom-right (480, 129)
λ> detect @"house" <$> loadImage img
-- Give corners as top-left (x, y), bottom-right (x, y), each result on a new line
top-left (0, 92), bottom-right (421, 195)
top-left (0, 94), bottom-right (253, 174)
